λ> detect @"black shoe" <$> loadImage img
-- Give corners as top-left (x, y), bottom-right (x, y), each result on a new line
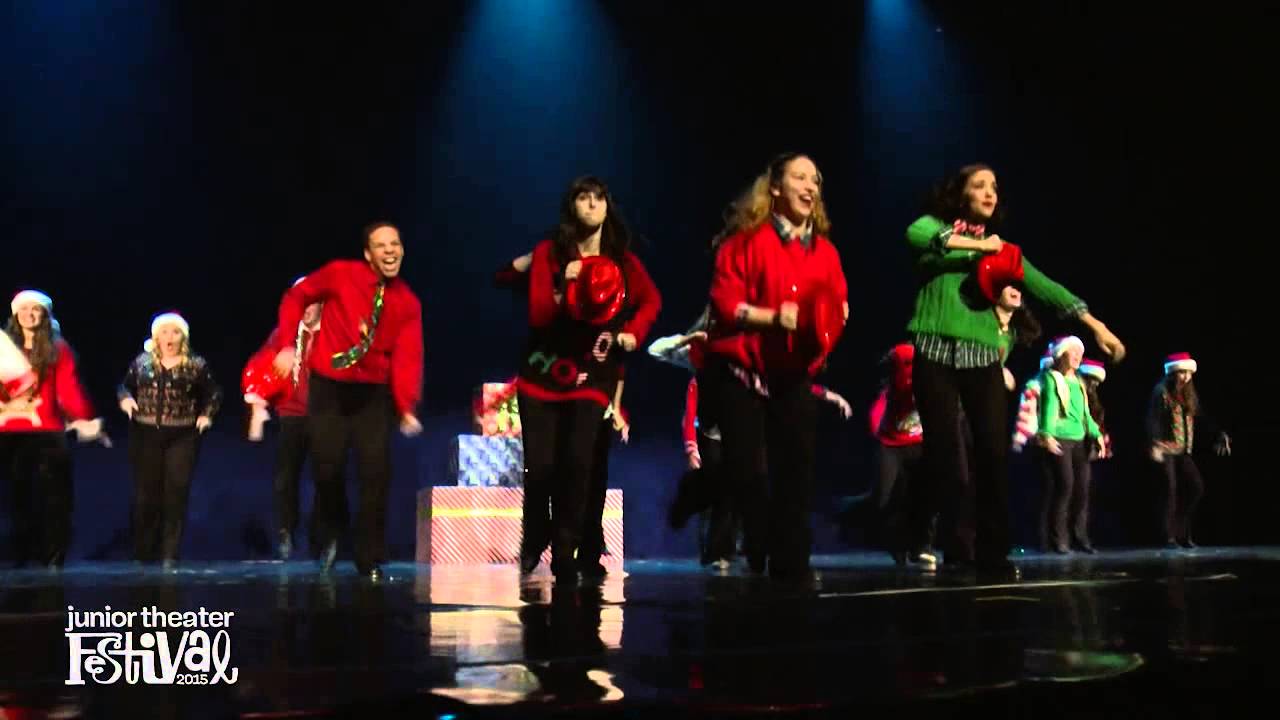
top-left (1077, 544), bottom-right (1097, 555)
top-left (890, 550), bottom-right (908, 567)
top-left (1165, 539), bottom-right (1181, 550)
top-left (277, 530), bottom-right (293, 560)
top-left (1181, 538), bottom-right (1198, 549)
top-left (578, 561), bottom-right (608, 580)
top-left (519, 554), bottom-right (541, 575)
top-left (319, 541), bottom-right (338, 573)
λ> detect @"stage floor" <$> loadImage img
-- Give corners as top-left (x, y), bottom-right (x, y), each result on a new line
top-left (1, 547), bottom-right (1276, 718)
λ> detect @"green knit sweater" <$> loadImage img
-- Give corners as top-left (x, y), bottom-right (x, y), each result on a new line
top-left (1039, 371), bottom-right (1101, 441)
top-left (905, 215), bottom-right (1088, 349)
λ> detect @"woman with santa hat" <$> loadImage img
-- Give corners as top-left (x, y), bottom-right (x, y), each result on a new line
top-left (118, 312), bottom-right (222, 567)
top-left (705, 152), bottom-right (848, 583)
top-left (1035, 335), bottom-right (1104, 554)
top-left (0, 290), bottom-right (105, 568)
top-left (1149, 352), bottom-right (1231, 549)
top-left (904, 163), bottom-right (1125, 577)
top-left (517, 176), bottom-right (661, 583)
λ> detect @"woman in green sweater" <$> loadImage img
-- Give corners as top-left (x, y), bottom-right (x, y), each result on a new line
top-left (905, 163), bottom-right (1125, 576)
top-left (1036, 336), bottom-right (1103, 554)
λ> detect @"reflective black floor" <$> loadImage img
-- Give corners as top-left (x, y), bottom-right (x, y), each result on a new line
top-left (1, 547), bottom-right (1276, 718)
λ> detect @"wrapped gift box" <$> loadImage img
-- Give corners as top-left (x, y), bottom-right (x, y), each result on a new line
top-left (450, 434), bottom-right (523, 487)
top-left (473, 382), bottom-right (521, 437)
top-left (416, 487), bottom-right (624, 566)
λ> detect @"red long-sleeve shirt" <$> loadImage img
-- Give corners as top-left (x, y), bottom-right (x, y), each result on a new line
top-left (277, 259), bottom-right (423, 416)
top-left (248, 326), bottom-right (318, 417)
top-left (526, 240), bottom-right (661, 340)
top-left (869, 387), bottom-right (923, 447)
top-left (518, 239), bottom-right (661, 408)
top-left (0, 339), bottom-right (95, 432)
top-left (707, 223), bottom-right (848, 377)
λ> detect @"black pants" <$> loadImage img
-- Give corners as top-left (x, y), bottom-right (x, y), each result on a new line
top-left (274, 415), bottom-right (310, 541)
top-left (1037, 439), bottom-right (1092, 551)
top-left (129, 425), bottom-right (200, 562)
top-left (718, 370), bottom-right (818, 578)
top-left (518, 394), bottom-right (604, 576)
top-left (911, 355), bottom-right (1010, 565)
top-left (577, 419), bottom-right (614, 569)
top-left (874, 443), bottom-right (926, 556)
top-left (308, 375), bottom-right (391, 573)
top-left (1160, 454), bottom-right (1204, 542)
top-left (1, 432), bottom-right (73, 566)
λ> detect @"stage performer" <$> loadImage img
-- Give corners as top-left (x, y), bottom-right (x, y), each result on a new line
top-left (119, 312), bottom-right (221, 568)
top-left (0, 290), bottom-right (105, 568)
top-left (904, 163), bottom-right (1124, 578)
top-left (272, 222), bottom-right (424, 582)
top-left (705, 152), bottom-right (849, 583)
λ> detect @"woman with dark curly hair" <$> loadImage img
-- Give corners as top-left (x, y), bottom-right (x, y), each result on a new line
top-left (904, 163), bottom-right (1124, 577)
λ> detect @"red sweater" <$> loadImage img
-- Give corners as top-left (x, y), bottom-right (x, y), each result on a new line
top-left (278, 259), bottom-right (423, 416)
top-left (0, 339), bottom-right (95, 432)
top-left (249, 326), bottom-right (319, 417)
top-left (707, 223), bottom-right (848, 377)
top-left (518, 239), bottom-right (661, 407)
top-left (869, 387), bottom-right (923, 447)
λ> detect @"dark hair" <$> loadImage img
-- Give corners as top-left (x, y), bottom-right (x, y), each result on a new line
top-left (2, 314), bottom-right (59, 400)
top-left (552, 176), bottom-right (633, 267)
top-left (925, 163), bottom-right (1006, 226)
top-left (1082, 375), bottom-right (1106, 428)
top-left (362, 221), bottom-right (399, 250)
top-left (1010, 303), bottom-right (1041, 347)
top-left (1164, 374), bottom-right (1199, 416)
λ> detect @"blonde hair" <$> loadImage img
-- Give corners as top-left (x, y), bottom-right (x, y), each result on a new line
top-left (715, 153), bottom-right (832, 246)
top-left (149, 330), bottom-right (191, 367)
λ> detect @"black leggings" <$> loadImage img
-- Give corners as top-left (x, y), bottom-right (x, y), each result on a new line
top-left (129, 425), bottom-right (200, 562)
top-left (911, 354), bottom-right (1010, 564)
top-left (518, 394), bottom-right (604, 576)
top-left (1160, 454), bottom-right (1204, 542)
top-left (1036, 439), bottom-right (1092, 550)
top-left (1, 432), bottom-right (73, 566)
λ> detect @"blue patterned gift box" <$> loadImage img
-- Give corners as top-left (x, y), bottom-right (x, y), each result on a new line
top-left (449, 435), bottom-right (524, 487)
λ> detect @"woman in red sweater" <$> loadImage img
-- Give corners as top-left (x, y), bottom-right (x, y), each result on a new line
top-left (0, 291), bottom-right (104, 568)
top-left (706, 153), bottom-right (849, 582)
top-left (517, 176), bottom-right (661, 583)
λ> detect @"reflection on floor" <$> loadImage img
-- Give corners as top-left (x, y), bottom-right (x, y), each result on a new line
top-left (0, 546), bottom-right (1276, 718)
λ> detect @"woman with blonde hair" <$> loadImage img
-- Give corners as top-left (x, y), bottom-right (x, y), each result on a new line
top-left (118, 312), bottom-right (221, 567)
top-left (705, 152), bottom-right (848, 583)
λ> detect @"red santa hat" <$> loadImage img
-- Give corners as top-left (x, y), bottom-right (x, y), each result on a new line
top-left (1050, 335), bottom-right (1084, 360)
top-left (1163, 352), bottom-right (1197, 375)
top-left (10, 289), bottom-right (52, 316)
top-left (1078, 358), bottom-right (1106, 382)
top-left (144, 312), bottom-right (190, 352)
top-left (9, 289), bottom-right (60, 333)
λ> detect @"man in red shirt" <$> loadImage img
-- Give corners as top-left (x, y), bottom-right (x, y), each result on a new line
top-left (273, 222), bottom-right (424, 581)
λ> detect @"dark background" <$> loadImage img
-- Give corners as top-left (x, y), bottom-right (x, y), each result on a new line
top-left (2, 1), bottom-right (1275, 562)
